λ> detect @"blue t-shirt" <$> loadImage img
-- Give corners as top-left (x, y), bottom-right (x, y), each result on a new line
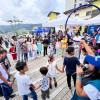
top-left (63, 57), bottom-right (80, 74)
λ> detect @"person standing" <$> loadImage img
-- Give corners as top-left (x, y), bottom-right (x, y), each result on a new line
top-left (26, 37), bottom-right (33, 60)
top-left (12, 36), bottom-right (21, 61)
top-left (43, 37), bottom-right (49, 56)
top-left (61, 47), bottom-right (80, 89)
top-left (61, 36), bottom-right (67, 57)
top-left (37, 40), bottom-right (42, 57)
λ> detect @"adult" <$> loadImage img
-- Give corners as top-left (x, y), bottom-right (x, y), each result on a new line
top-left (12, 36), bottom-right (21, 61)
top-left (73, 32), bottom-right (82, 41)
top-left (71, 40), bottom-right (100, 100)
top-left (43, 37), bottom-right (49, 56)
top-left (0, 37), bottom-right (3, 45)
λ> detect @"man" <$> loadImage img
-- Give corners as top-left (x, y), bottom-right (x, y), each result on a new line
top-left (43, 37), bottom-right (49, 56)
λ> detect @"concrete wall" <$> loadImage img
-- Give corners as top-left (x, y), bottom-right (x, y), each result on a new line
top-left (49, 13), bottom-right (57, 21)
top-left (65, 7), bottom-right (92, 20)
top-left (65, 0), bottom-right (88, 11)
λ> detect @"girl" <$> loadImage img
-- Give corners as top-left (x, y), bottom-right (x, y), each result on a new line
top-left (49, 43), bottom-right (54, 55)
top-left (55, 38), bottom-right (61, 57)
top-left (33, 40), bottom-right (38, 59)
top-left (47, 55), bottom-right (62, 89)
top-left (9, 44), bottom-right (17, 60)
top-left (61, 47), bottom-right (81, 89)
top-left (26, 37), bottom-right (33, 60)
top-left (37, 40), bottom-right (42, 57)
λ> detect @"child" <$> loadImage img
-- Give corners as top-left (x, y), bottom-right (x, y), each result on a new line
top-left (74, 42), bottom-right (79, 58)
top-left (20, 42), bottom-right (28, 62)
top-left (55, 38), bottom-right (61, 57)
top-left (35, 67), bottom-right (50, 100)
top-left (9, 44), bottom-right (17, 60)
top-left (93, 46), bottom-right (99, 56)
top-left (11, 61), bottom-right (37, 100)
top-left (47, 55), bottom-right (62, 89)
top-left (33, 41), bottom-right (38, 59)
top-left (0, 52), bottom-right (15, 100)
top-left (26, 37), bottom-right (33, 60)
top-left (61, 36), bottom-right (67, 57)
top-left (49, 43), bottom-right (54, 55)
top-left (37, 40), bottom-right (42, 57)
top-left (3, 50), bottom-right (11, 73)
top-left (61, 47), bottom-right (80, 89)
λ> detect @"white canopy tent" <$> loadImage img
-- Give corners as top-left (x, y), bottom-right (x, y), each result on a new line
top-left (43, 14), bottom-right (86, 27)
top-left (84, 14), bottom-right (100, 25)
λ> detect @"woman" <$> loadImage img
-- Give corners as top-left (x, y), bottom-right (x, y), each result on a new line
top-left (71, 40), bottom-right (100, 100)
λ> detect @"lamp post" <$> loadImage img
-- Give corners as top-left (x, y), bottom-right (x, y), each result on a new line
top-left (7, 16), bottom-right (23, 38)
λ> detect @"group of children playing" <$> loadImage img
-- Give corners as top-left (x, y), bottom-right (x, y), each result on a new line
top-left (9, 38), bottom-right (42, 62)
top-left (1, 34), bottom-right (100, 100)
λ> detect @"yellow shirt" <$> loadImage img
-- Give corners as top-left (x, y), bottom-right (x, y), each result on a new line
top-left (65, 35), bottom-right (68, 43)
top-left (61, 40), bottom-right (67, 48)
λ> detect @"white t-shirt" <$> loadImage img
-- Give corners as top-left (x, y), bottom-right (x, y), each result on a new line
top-left (0, 64), bottom-right (8, 83)
top-left (33, 44), bottom-right (38, 50)
top-left (84, 84), bottom-right (100, 100)
top-left (27, 42), bottom-right (32, 49)
top-left (47, 61), bottom-right (57, 78)
top-left (73, 36), bottom-right (82, 41)
top-left (39, 73), bottom-right (49, 91)
top-left (14, 72), bottom-right (32, 96)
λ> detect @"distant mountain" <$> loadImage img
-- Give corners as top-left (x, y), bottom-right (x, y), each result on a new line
top-left (0, 24), bottom-right (42, 33)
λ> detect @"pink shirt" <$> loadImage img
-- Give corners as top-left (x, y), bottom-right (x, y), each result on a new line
top-left (56, 42), bottom-right (61, 48)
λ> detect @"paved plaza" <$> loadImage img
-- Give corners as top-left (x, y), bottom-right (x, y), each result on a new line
top-left (0, 47), bottom-right (75, 100)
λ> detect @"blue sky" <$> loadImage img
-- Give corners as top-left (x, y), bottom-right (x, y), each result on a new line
top-left (0, 0), bottom-right (65, 24)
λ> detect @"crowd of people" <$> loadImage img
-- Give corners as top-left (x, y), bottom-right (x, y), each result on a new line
top-left (0, 28), bottom-right (100, 100)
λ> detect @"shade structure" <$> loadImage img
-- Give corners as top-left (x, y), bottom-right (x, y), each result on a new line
top-left (84, 14), bottom-right (100, 25)
top-left (43, 13), bottom-right (86, 27)
top-left (32, 27), bottom-right (43, 33)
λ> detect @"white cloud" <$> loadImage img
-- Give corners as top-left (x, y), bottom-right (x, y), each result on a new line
top-left (0, 0), bottom-right (65, 25)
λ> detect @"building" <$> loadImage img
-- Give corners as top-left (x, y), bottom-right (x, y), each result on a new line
top-left (64, 6), bottom-right (92, 20)
top-left (65, 0), bottom-right (88, 11)
top-left (47, 11), bottom-right (60, 21)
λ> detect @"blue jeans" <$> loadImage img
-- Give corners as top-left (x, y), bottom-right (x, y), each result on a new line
top-left (23, 88), bottom-right (37, 100)
top-left (29, 49), bottom-right (33, 58)
top-left (1, 82), bottom-right (13, 100)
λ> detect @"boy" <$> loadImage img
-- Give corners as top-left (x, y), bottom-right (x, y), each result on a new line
top-left (3, 50), bottom-right (11, 71)
top-left (35, 67), bottom-right (50, 100)
top-left (11, 62), bottom-right (37, 100)
top-left (0, 52), bottom-right (14, 100)
top-left (20, 42), bottom-right (28, 62)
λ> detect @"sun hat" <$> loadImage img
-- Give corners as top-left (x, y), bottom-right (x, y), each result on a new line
top-left (86, 55), bottom-right (100, 69)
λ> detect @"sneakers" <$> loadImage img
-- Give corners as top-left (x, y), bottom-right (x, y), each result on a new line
top-left (55, 82), bottom-right (57, 87)
top-left (10, 94), bottom-right (16, 98)
top-left (68, 87), bottom-right (71, 90)
top-left (50, 84), bottom-right (52, 89)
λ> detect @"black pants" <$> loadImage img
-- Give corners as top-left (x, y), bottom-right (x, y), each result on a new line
top-left (44, 47), bottom-right (47, 56)
top-left (67, 74), bottom-right (76, 88)
top-left (41, 88), bottom-right (49, 100)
